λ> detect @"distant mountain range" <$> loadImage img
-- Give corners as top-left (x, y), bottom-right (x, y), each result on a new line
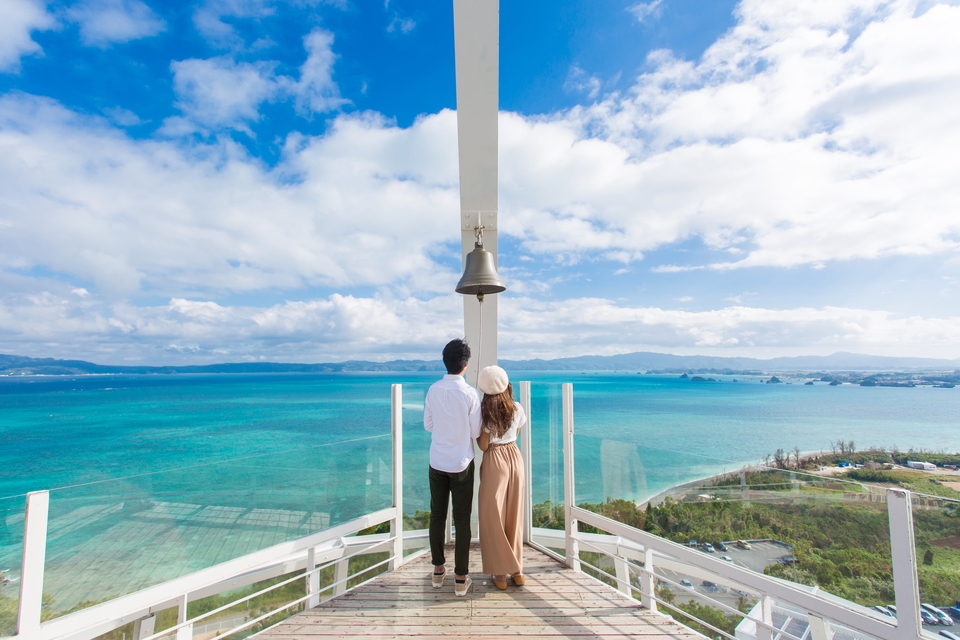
top-left (1, 351), bottom-right (957, 376)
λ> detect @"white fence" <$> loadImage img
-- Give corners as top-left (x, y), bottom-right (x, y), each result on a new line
top-left (6, 382), bottom-right (939, 640)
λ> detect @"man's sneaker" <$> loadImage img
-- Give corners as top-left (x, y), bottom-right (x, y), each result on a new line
top-left (454, 575), bottom-right (472, 597)
top-left (432, 567), bottom-right (446, 588)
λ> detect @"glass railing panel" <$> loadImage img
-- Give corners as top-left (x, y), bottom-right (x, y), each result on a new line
top-left (911, 490), bottom-right (960, 631)
top-left (528, 382), bottom-right (565, 554)
top-left (0, 494), bottom-right (26, 638)
top-left (570, 433), bottom-right (899, 620)
top-left (400, 382), bottom-right (431, 556)
top-left (40, 435), bottom-right (392, 621)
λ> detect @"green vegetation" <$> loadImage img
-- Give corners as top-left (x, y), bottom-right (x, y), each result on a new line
top-left (526, 469), bottom-right (960, 640)
top-left (842, 468), bottom-right (960, 499)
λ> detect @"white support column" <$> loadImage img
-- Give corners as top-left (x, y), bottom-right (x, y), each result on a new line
top-left (887, 488), bottom-right (922, 640)
top-left (17, 490), bottom-right (49, 639)
top-left (562, 383), bottom-right (579, 571)
top-left (519, 381), bottom-right (533, 544)
top-left (133, 615), bottom-right (156, 640)
top-left (175, 594), bottom-right (191, 640)
top-left (390, 384), bottom-right (404, 570)
top-left (453, 0), bottom-right (500, 384)
top-left (640, 547), bottom-right (657, 612)
top-left (808, 615), bottom-right (833, 640)
top-left (306, 546), bottom-right (320, 608)
top-left (756, 595), bottom-right (774, 640)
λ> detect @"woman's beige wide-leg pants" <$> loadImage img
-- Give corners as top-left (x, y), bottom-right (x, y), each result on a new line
top-left (478, 441), bottom-right (525, 576)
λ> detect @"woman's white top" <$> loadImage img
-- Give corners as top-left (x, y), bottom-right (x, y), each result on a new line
top-left (483, 402), bottom-right (526, 444)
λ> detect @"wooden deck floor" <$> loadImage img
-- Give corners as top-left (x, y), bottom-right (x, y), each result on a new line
top-left (256, 543), bottom-right (704, 640)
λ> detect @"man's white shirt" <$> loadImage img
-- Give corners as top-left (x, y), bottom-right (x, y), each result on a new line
top-left (424, 374), bottom-right (482, 473)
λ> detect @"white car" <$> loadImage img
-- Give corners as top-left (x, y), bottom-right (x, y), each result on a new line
top-left (923, 604), bottom-right (955, 626)
top-left (720, 556), bottom-right (733, 562)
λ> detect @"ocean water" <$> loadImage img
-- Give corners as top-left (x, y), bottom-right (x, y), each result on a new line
top-left (1, 371), bottom-right (958, 612)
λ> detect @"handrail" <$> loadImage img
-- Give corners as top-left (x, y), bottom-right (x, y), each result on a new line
top-left (557, 380), bottom-right (928, 640)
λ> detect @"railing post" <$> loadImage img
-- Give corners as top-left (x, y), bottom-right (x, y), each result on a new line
top-left (334, 557), bottom-right (349, 596)
top-left (306, 546), bottom-right (320, 608)
top-left (640, 546), bottom-right (657, 612)
top-left (562, 383), bottom-right (579, 571)
top-left (614, 556), bottom-right (630, 596)
top-left (808, 615), bottom-right (833, 640)
top-left (887, 488), bottom-right (922, 640)
top-left (18, 490), bottom-right (49, 639)
top-left (133, 615), bottom-right (156, 640)
top-left (175, 594), bottom-right (191, 640)
top-left (390, 383), bottom-right (404, 570)
top-left (519, 381), bottom-right (532, 544)
top-left (756, 595), bottom-right (773, 640)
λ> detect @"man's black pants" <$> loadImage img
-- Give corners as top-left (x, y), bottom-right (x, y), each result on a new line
top-left (428, 461), bottom-right (474, 576)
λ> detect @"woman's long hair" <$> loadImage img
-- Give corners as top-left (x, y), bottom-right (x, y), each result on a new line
top-left (481, 383), bottom-right (516, 439)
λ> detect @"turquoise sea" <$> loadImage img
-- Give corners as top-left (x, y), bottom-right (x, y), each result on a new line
top-left (1, 371), bottom-right (959, 613)
top-left (3, 371), bottom-right (960, 502)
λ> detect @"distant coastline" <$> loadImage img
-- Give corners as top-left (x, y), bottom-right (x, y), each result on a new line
top-left (1, 350), bottom-right (958, 380)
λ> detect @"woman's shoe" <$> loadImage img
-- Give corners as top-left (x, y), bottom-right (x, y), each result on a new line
top-left (432, 566), bottom-right (446, 588)
top-left (511, 572), bottom-right (525, 586)
top-left (491, 575), bottom-right (508, 590)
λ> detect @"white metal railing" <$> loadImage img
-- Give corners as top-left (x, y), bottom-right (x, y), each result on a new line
top-left (524, 382), bottom-right (934, 640)
top-left (9, 384), bottom-right (410, 640)
top-left (6, 380), bottom-right (942, 640)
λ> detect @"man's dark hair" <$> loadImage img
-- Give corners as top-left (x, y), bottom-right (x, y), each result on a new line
top-left (442, 338), bottom-right (471, 374)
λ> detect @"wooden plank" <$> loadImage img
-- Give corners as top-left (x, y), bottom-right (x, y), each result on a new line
top-left (256, 543), bottom-right (702, 640)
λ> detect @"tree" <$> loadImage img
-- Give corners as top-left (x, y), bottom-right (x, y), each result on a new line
top-left (774, 448), bottom-right (788, 470)
top-left (793, 445), bottom-right (802, 468)
top-left (923, 549), bottom-right (934, 566)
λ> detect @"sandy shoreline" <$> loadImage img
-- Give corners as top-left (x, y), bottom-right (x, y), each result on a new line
top-left (636, 450), bottom-right (835, 509)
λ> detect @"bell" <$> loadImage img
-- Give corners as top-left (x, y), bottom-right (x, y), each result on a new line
top-left (456, 242), bottom-right (506, 296)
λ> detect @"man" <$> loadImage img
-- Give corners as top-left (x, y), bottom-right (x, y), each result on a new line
top-left (424, 338), bottom-right (482, 596)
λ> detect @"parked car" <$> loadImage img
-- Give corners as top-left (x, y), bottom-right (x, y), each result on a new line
top-left (720, 555), bottom-right (733, 562)
top-left (871, 605), bottom-right (893, 617)
top-left (939, 630), bottom-right (960, 640)
top-left (701, 543), bottom-right (716, 553)
top-left (715, 542), bottom-right (729, 552)
top-left (701, 581), bottom-right (720, 592)
top-left (946, 607), bottom-right (960, 622)
top-left (887, 605), bottom-right (898, 618)
top-left (680, 579), bottom-right (693, 588)
top-left (778, 556), bottom-right (799, 565)
top-left (922, 610), bottom-right (941, 625)
top-left (736, 540), bottom-right (752, 550)
top-left (923, 604), bottom-right (955, 626)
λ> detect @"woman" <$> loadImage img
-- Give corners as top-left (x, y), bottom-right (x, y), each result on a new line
top-left (476, 365), bottom-right (526, 590)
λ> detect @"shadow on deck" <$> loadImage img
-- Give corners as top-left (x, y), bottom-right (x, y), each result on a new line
top-left (256, 543), bottom-right (704, 639)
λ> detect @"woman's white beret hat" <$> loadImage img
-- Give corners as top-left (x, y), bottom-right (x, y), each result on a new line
top-left (477, 365), bottom-right (509, 395)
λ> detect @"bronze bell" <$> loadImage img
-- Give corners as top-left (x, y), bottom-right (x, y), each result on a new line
top-left (456, 242), bottom-right (506, 297)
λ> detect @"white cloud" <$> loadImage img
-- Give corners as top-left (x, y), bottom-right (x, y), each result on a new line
top-left (626, 0), bottom-right (663, 24)
top-left (168, 28), bottom-right (345, 133)
top-left (386, 14), bottom-right (415, 34)
top-left (564, 66), bottom-right (601, 100)
top-left (0, 94), bottom-right (460, 298)
top-left (293, 28), bottom-right (348, 115)
top-left (499, 0), bottom-right (960, 271)
top-left (499, 298), bottom-right (960, 359)
top-left (169, 56), bottom-right (284, 132)
top-left (68, 0), bottom-right (165, 47)
top-left (0, 0), bottom-right (56, 73)
top-left (2, 287), bottom-right (959, 361)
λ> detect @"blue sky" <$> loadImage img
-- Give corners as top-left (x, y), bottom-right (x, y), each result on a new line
top-left (1, 0), bottom-right (959, 364)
